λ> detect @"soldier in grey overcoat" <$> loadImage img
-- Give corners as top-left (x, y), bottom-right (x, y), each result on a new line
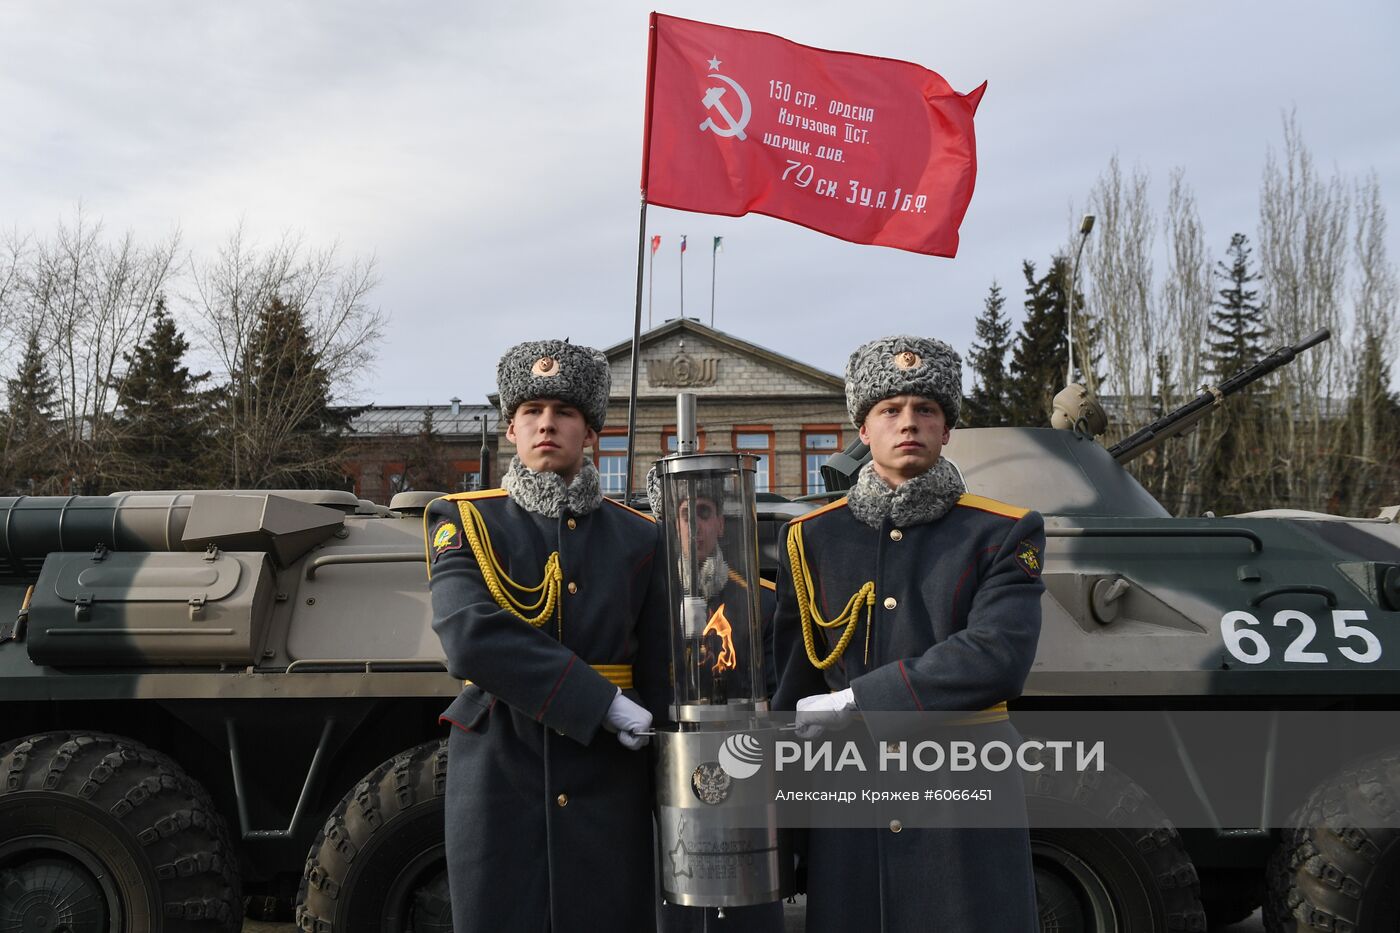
top-left (771, 335), bottom-right (1046, 933)
top-left (425, 340), bottom-right (667, 933)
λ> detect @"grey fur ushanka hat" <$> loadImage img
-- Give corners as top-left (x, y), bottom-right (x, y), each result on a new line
top-left (497, 339), bottom-right (611, 430)
top-left (845, 335), bottom-right (962, 427)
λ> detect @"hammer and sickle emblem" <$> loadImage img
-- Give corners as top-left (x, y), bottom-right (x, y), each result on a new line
top-left (532, 356), bottom-right (558, 377)
top-left (895, 351), bottom-right (922, 370)
top-left (699, 73), bottom-right (752, 141)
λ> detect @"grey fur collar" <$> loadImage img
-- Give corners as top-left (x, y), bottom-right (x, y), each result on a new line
top-left (680, 548), bottom-right (730, 602)
top-left (846, 459), bottom-right (965, 529)
top-left (502, 456), bottom-right (603, 518)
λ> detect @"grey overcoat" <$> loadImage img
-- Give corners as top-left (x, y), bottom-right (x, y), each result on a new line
top-left (771, 492), bottom-right (1046, 933)
top-left (427, 489), bottom-right (667, 933)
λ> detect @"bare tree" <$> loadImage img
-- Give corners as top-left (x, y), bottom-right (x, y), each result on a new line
top-left (0, 231), bottom-right (27, 362)
top-left (1350, 173), bottom-right (1398, 460)
top-left (1084, 156), bottom-right (1157, 438)
top-left (15, 210), bottom-right (179, 491)
top-left (1158, 171), bottom-right (1214, 514)
top-left (189, 224), bottom-right (382, 487)
top-left (1160, 171), bottom-right (1212, 409)
top-left (1339, 172), bottom-right (1400, 510)
top-left (1257, 112), bottom-right (1351, 509)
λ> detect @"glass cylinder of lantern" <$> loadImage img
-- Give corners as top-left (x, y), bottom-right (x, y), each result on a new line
top-left (656, 453), bottom-right (766, 722)
top-left (654, 450), bottom-right (788, 909)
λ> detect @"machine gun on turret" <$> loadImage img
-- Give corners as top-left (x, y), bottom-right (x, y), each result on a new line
top-left (1102, 328), bottom-right (1331, 464)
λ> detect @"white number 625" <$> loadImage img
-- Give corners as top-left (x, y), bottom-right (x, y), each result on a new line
top-left (1221, 609), bottom-right (1381, 665)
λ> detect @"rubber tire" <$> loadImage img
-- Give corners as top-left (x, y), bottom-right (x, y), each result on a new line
top-left (1264, 748), bottom-right (1400, 933)
top-left (1026, 759), bottom-right (1207, 932)
top-left (0, 731), bottom-right (241, 932)
top-left (296, 739), bottom-right (450, 933)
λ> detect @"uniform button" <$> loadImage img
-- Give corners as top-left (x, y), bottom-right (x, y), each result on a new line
top-left (557, 793), bottom-right (569, 807)
top-left (567, 518), bottom-right (577, 530)
top-left (890, 529), bottom-right (903, 541)
top-left (883, 596), bottom-right (897, 610)
top-left (568, 581), bottom-right (578, 595)
top-left (889, 819), bottom-right (902, 833)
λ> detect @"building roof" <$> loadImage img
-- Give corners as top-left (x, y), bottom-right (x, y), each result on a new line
top-left (344, 403), bottom-right (500, 438)
top-left (602, 318), bottom-right (843, 394)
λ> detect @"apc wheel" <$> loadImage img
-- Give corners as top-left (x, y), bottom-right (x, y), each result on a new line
top-left (1027, 761), bottom-right (1207, 932)
top-left (1264, 749), bottom-right (1400, 933)
top-left (0, 731), bottom-right (241, 932)
top-left (297, 740), bottom-right (450, 933)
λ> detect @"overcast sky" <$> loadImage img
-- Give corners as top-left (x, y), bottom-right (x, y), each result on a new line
top-left (2, 1), bottom-right (1397, 407)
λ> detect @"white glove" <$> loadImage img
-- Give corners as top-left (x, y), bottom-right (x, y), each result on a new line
top-left (794, 688), bottom-right (856, 739)
top-left (604, 688), bottom-right (653, 750)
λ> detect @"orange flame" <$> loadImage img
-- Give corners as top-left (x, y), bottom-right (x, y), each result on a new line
top-left (702, 604), bottom-right (738, 674)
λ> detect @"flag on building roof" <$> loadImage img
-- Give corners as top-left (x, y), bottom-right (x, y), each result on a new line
top-left (651, 234), bottom-right (662, 253)
top-left (680, 235), bottom-right (687, 252)
top-left (713, 236), bottom-right (723, 254)
top-left (641, 14), bottom-right (986, 258)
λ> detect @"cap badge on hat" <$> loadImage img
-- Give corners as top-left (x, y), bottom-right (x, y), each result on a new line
top-left (532, 356), bottom-right (559, 377)
top-left (894, 350), bottom-right (922, 370)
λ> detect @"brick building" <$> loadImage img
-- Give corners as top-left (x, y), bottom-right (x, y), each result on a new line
top-left (344, 319), bottom-right (848, 503)
top-left (342, 401), bottom-right (499, 503)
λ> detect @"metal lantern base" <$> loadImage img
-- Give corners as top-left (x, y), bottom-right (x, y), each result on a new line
top-left (655, 728), bottom-right (789, 908)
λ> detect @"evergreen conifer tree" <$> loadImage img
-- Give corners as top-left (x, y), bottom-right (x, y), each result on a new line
top-left (111, 297), bottom-right (213, 489)
top-left (964, 282), bottom-right (1014, 427)
top-left (223, 296), bottom-right (354, 488)
top-left (1207, 234), bottom-right (1269, 379)
top-left (1008, 257), bottom-right (1073, 426)
top-left (1, 332), bottom-right (59, 494)
top-left (1198, 233), bottom-right (1271, 515)
top-left (401, 410), bottom-right (456, 493)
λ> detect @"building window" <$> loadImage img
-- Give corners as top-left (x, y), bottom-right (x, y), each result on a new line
top-left (802, 429), bottom-right (842, 495)
top-left (733, 428), bottom-right (774, 494)
top-left (453, 459), bottom-right (481, 491)
top-left (596, 434), bottom-right (630, 495)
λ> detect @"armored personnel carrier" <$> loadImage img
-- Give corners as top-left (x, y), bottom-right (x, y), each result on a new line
top-left (0, 488), bottom-right (457, 932)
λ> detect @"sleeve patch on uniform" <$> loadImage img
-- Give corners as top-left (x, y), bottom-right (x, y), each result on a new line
top-left (432, 520), bottom-right (463, 558)
top-left (1015, 539), bottom-right (1042, 578)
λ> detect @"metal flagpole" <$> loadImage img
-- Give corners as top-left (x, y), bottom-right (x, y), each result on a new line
top-left (625, 194), bottom-right (649, 506)
top-left (630, 12), bottom-right (659, 506)
top-left (710, 236), bottom-right (722, 328)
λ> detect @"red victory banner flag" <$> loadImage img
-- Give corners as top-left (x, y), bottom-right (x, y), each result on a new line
top-left (641, 14), bottom-right (987, 258)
